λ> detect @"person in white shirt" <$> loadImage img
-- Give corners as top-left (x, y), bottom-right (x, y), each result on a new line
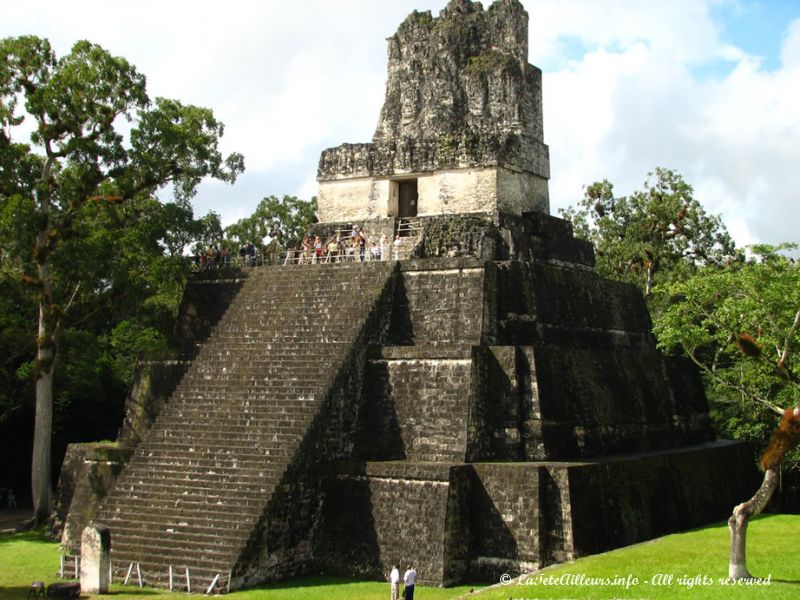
top-left (403, 565), bottom-right (417, 600)
top-left (389, 565), bottom-right (400, 600)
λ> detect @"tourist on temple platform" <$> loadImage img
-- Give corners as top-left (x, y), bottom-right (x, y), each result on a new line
top-left (393, 235), bottom-right (402, 260)
top-left (403, 565), bottom-right (416, 600)
top-left (369, 239), bottom-right (382, 261)
top-left (380, 233), bottom-right (389, 261)
top-left (266, 233), bottom-right (281, 265)
top-left (357, 227), bottom-right (367, 261)
top-left (327, 236), bottom-right (341, 262)
top-left (389, 564), bottom-right (400, 600)
top-left (314, 236), bottom-right (324, 259)
top-left (245, 241), bottom-right (256, 266)
top-left (299, 236), bottom-right (312, 263)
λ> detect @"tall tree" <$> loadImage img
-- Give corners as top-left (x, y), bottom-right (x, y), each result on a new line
top-left (654, 244), bottom-right (800, 578)
top-left (0, 36), bottom-right (244, 524)
top-left (560, 168), bottom-right (737, 298)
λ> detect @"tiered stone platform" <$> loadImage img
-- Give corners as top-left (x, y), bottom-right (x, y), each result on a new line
top-left (79, 211), bottom-right (758, 591)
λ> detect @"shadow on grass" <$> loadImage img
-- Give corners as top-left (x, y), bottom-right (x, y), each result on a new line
top-left (0, 586), bottom-right (40, 600)
top-left (0, 529), bottom-right (57, 545)
top-left (659, 512), bottom-right (778, 537)
top-left (247, 575), bottom-right (374, 590)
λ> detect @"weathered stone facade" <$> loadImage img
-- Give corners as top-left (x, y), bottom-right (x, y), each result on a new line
top-left (56, 0), bottom-right (760, 593)
top-left (317, 0), bottom-right (549, 222)
top-left (63, 218), bottom-right (758, 591)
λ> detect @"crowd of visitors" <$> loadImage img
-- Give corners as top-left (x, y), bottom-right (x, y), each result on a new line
top-left (192, 236), bottom-right (282, 271)
top-left (191, 225), bottom-right (404, 271)
top-left (292, 226), bottom-right (397, 264)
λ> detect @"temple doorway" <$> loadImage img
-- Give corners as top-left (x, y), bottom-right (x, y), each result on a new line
top-left (398, 180), bottom-right (418, 217)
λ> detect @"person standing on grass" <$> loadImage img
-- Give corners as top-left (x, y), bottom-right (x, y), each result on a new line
top-left (389, 564), bottom-right (400, 600)
top-left (403, 564), bottom-right (417, 600)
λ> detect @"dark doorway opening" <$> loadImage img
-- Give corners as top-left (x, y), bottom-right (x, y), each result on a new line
top-left (398, 180), bottom-right (418, 217)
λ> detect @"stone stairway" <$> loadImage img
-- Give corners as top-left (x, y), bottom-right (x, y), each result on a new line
top-left (94, 262), bottom-right (395, 591)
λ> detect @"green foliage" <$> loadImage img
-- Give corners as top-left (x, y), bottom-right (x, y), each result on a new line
top-left (655, 244), bottom-right (800, 454)
top-left (559, 168), bottom-right (738, 301)
top-left (465, 50), bottom-right (514, 75)
top-left (0, 34), bottom-right (243, 513)
top-left (224, 195), bottom-right (316, 250)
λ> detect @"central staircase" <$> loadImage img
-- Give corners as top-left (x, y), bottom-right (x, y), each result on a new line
top-left (94, 262), bottom-right (395, 591)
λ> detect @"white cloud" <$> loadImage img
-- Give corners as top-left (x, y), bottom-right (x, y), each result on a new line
top-left (538, 0), bottom-right (800, 246)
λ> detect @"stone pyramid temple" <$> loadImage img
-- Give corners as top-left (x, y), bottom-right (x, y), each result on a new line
top-left (56, 0), bottom-right (757, 592)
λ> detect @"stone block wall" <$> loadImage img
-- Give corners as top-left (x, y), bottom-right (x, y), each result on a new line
top-left (467, 464), bottom-right (541, 579)
top-left (495, 262), bottom-right (653, 338)
top-left (316, 462), bottom-right (452, 585)
top-left (563, 441), bottom-right (760, 557)
top-left (467, 346), bottom-right (529, 462)
top-left (358, 348), bottom-right (472, 462)
top-left (388, 259), bottom-right (487, 345)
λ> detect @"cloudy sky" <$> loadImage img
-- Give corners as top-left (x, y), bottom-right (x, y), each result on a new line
top-left (3, 0), bottom-right (799, 247)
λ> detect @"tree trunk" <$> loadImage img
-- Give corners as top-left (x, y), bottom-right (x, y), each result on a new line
top-left (31, 302), bottom-right (56, 526)
top-left (728, 468), bottom-right (777, 579)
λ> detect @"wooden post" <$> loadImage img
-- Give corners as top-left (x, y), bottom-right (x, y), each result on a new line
top-left (206, 573), bottom-right (220, 595)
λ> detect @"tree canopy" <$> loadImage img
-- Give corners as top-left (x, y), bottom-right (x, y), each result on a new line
top-left (0, 35), bottom-right (243, 523)
top-left (559, 167), bottom-right (738, 298)
top-left (655, 244), bottom-right (800, 451)
top-left (223, 194), bottom-right (316, 250)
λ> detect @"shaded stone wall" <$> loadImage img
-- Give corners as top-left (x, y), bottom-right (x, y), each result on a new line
top-left (388, 259), bottom-right (487, 345)
top-left (316, 462), bottom-right (452, 585)
top-left (563, 441), bottom-right (760, 557)
top-left (467, 464), bottom-right (540, 579)
top-left (358, 349), bottom-right (472, 462)
top-left (53, 444), bottom-right (133, 553)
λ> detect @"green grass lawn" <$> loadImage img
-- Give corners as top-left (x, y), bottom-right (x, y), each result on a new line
top-left (2, 515), bottom-right (798, 599)
top-left (472, 514), bottom-right (800, 600)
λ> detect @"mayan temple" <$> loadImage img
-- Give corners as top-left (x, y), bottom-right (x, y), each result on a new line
top-left (55, 0), bottom-right (758, 592)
